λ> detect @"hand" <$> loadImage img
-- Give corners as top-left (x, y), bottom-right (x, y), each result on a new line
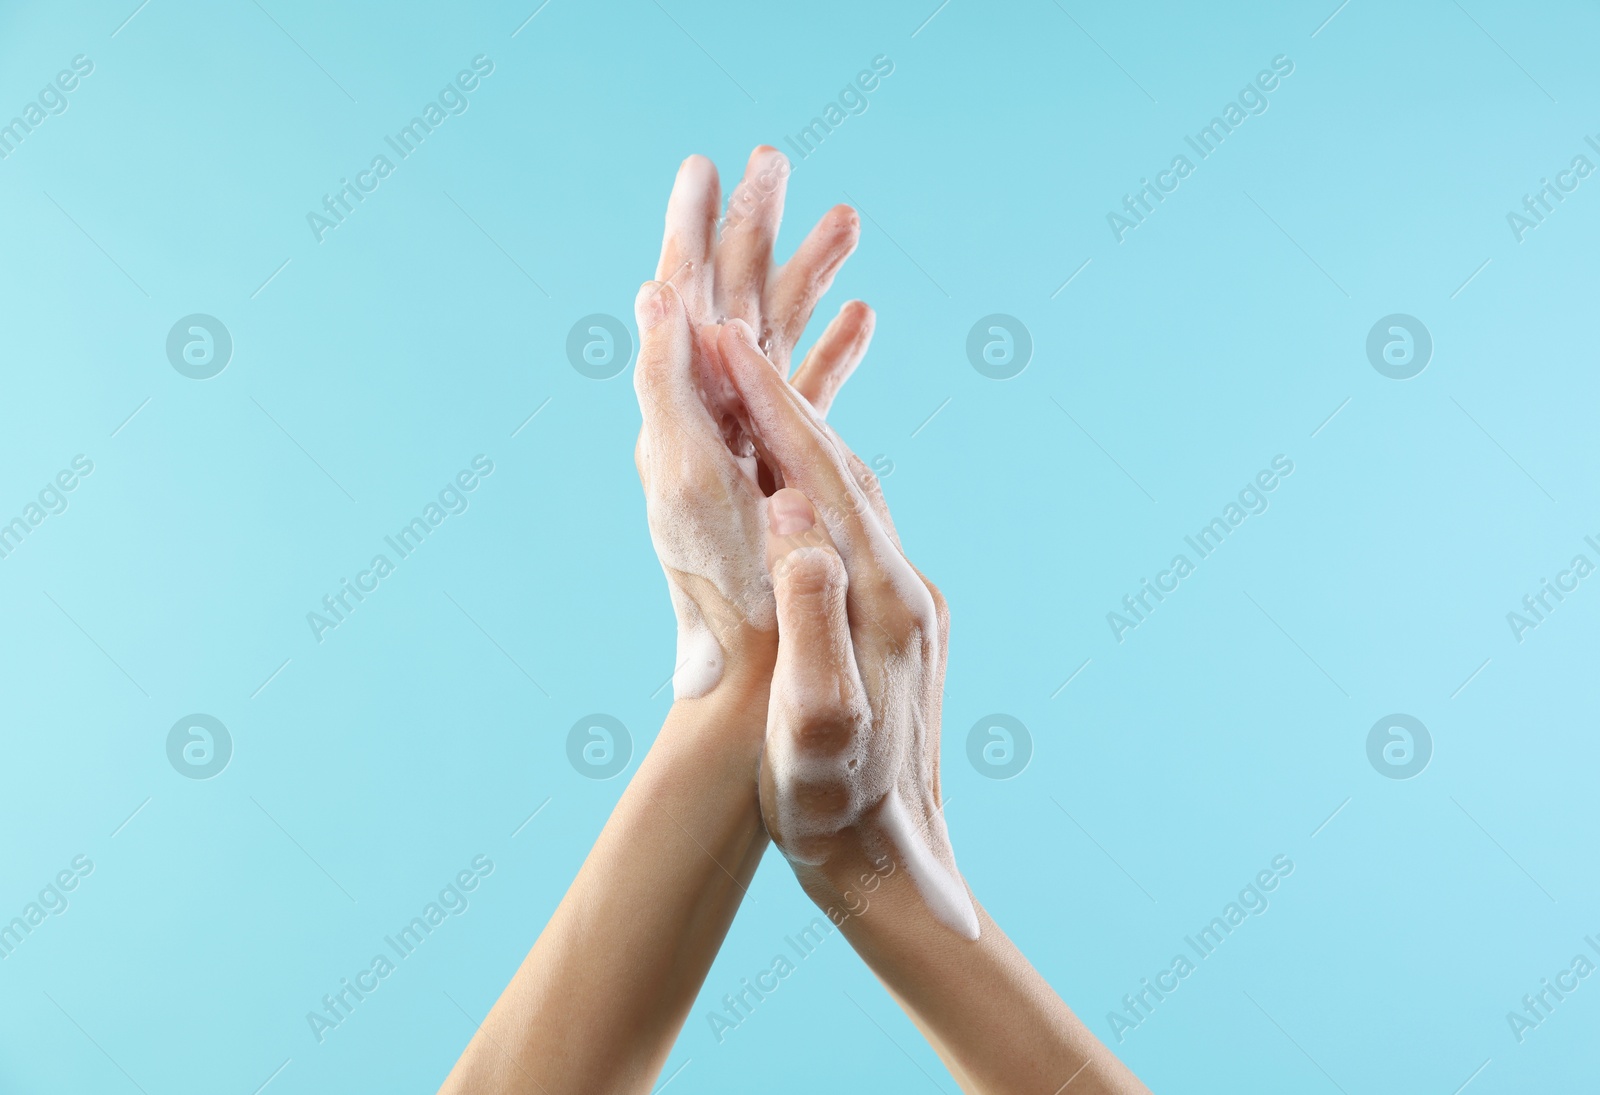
top-left (713, 319), bottom-right (979, 939)
top-left (715, 319), bottom-right (1150, 1095)
top-left (634, 148), bottom-right (873, 701)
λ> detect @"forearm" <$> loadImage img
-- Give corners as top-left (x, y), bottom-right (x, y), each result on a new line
top-left (810, 852), bottom-right (1149, 1095)
top-left (439, 683), bottom-right (768, 1094)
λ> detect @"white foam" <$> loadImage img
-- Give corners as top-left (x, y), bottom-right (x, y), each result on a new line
top-left (877, 788), bottom-right (980, 940)
top-left (671, 611), bottom-right (725, 700)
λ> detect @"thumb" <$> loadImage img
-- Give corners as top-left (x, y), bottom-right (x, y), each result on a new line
top-left (765, 489), bottom-right (863, 748)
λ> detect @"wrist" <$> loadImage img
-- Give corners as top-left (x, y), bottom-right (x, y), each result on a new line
top-left (650, 646), bottom-right (774, 800)
top-left (795, 853), bottom-right (977, 990)
top-left (790, 791), bottom-right (976, 945)
top-left (666, 622), bottom-right (775, 725)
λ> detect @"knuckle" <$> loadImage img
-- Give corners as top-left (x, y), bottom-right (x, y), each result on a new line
top-left (904, 573), bottom-right (938, 624)
top-left (776, 545), bottom-right (843, 600)
top-left (848, 455), bottom-right (881, 497)
top-left (632, 364), bottom-right (665, 410)
top-left (633, 346), bottom-right (673, 393)
top-left (783, 773), bottom-right (854, 822)
top-left (791, 705), bottom-right (856, 754)
top-left (776, 682), bottom-right (865, 761)
top-left (878, 602), bottom-right (918, 644)
top-left (796, 781), bottom-right (852, 815)
top-left (855, 570), bottom-right (901, 612)
top-left (871, 582), bottom-right (940, 654)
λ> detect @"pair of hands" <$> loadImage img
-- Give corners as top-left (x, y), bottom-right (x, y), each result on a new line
top-left (631, 147), bottom-right (976, 938)
top-left (439, 147), bottom-right (1146, 1095)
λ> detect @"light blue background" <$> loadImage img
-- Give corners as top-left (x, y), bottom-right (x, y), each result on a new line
top-left (1, 1), bottom-right (1596, 1092)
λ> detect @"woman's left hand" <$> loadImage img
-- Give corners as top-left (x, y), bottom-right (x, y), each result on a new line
top-left (634, 147), bottom-right (874, 701)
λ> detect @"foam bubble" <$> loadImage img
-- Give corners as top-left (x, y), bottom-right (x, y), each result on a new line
top-left (672, 616), bottom-right (725, 700)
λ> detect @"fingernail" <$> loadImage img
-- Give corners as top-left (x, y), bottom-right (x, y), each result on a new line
top-left (635, 282), bottom-right (666, 328)
top-left (770, 491), bottom-right (814, 535)
top-left (728, 318), bottom-right (757, 347)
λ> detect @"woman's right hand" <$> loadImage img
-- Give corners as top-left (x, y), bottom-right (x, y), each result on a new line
top-left (713, 320), bottom-right (980, 939)
top-left (715, 319), bottom-right (1152, 1095)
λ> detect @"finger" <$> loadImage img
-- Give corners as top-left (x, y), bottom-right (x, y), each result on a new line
top-left (764, 489), bottom-right (868, 827)
top-left (717, 320), bottom-right (863, 519)
top-left (714, 146), bottom-right (790, 333)
top-left (632, 280), bottom-right (711, 438)
top-left (635, 288), bottom-right (765, 580)
top-left (789, 300), bottom-right (875, 417)
top-left (765, 489), bottom-right (861, 711)
top-left (656, 155), bottom-right (719, 320)
top-left (767, 203), bottom-right (860, 358)
top-left (843, 447), bottom-right (900, 549)
top-left (719, 321), bottom-right (902, 596)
